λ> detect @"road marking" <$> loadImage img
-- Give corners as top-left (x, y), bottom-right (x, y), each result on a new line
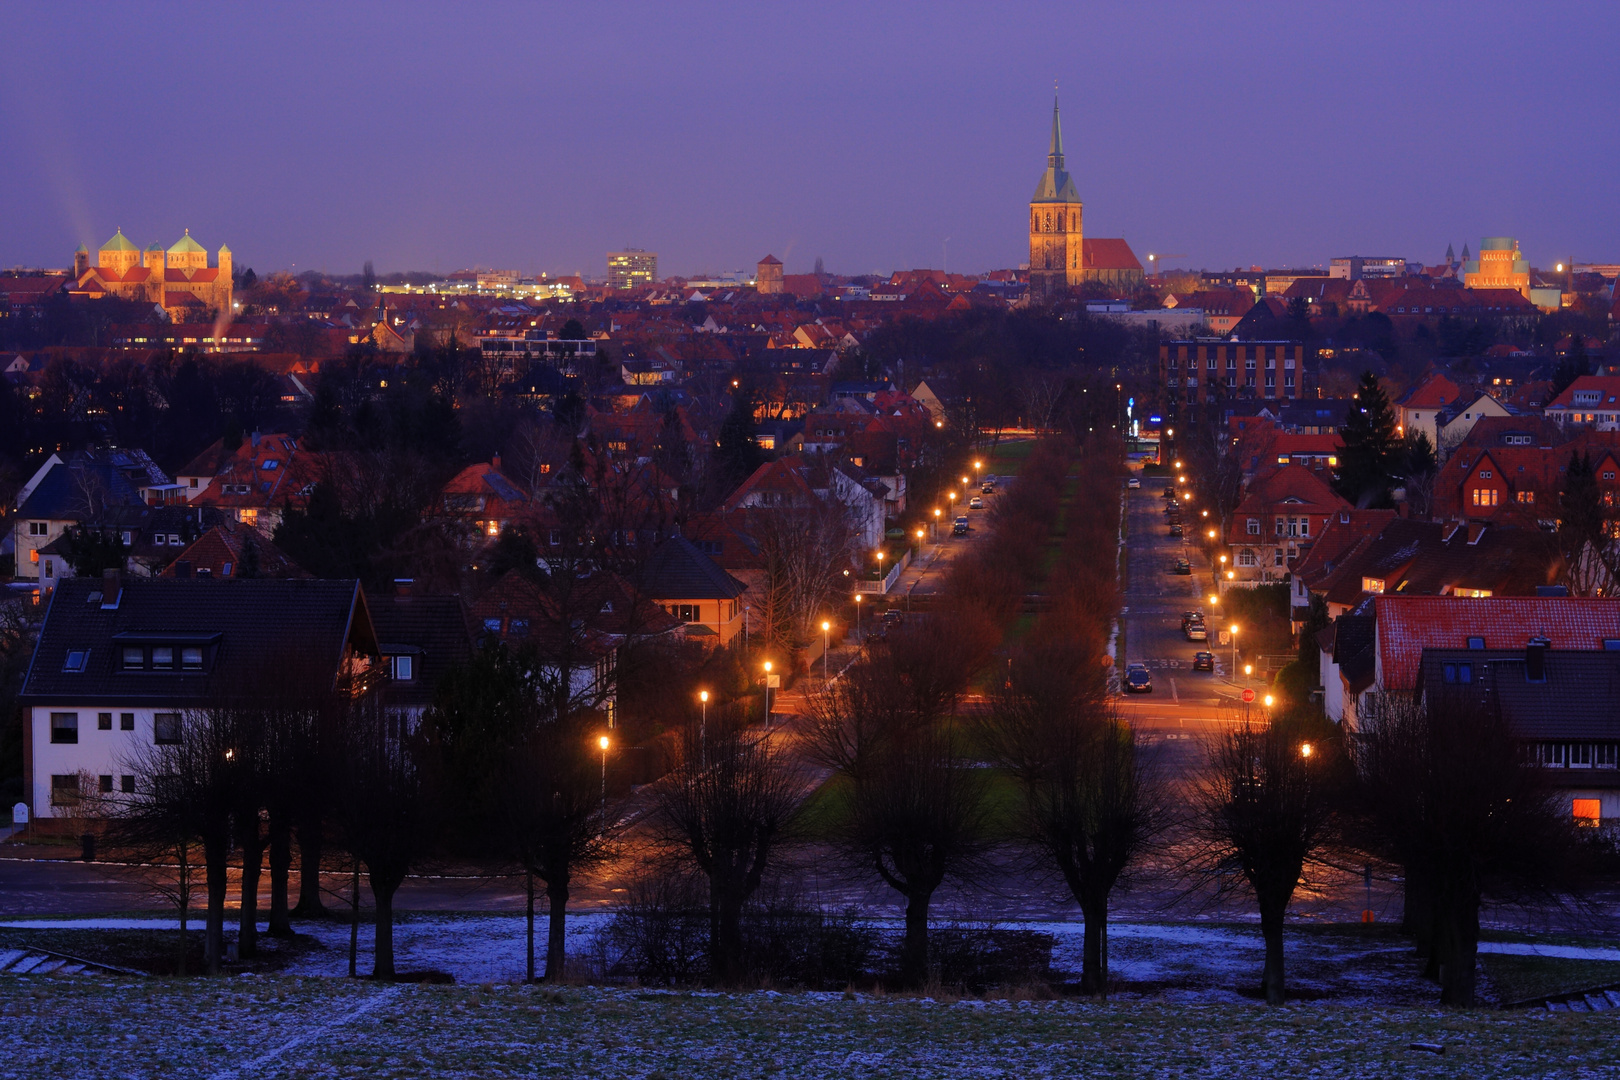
top-left (1170, 677), bottom-right (1179, 703)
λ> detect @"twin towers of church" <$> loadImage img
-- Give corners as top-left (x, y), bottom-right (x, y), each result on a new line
top-left (1028, 97), bottom-right (1143, 301)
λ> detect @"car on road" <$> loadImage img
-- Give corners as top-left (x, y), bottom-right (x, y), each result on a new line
top-left (969, 496), bottom-right (984, 509)
top-left (1124, 663), bottom-right (1153, 693)
top-left (1169, 523), bottom-right (1183, 536)
top-left (1127, 477), bottom-right (1141, 489)
top-left (1172, 559), bottom-right (1192, 575)
top-left (1181, 610), bottom-right (1204, 631)
top-left (1185, 622), bottom-right (1208, 641)
top-left (952, 516), bottom-right (970, 536)
top-left (1192, 651), bottom-right (1216, 671)
top-left (982, 481), bottom-right (996, 494)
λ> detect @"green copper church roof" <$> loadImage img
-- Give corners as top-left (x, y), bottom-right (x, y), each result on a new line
top-left (101, 230), bottom-right (138, 252)
top-left (168, 230), bottom-right (206, 255)
top-left (1031, 96), bottom-right (1081, 204)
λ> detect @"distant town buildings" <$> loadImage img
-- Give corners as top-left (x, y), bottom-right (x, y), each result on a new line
top-left (756, 255), bottom-right (784, 295)
top-left (608, 249), bottom-right (658, 290)
top-left (1328, 256), bottom-right (1407, 281)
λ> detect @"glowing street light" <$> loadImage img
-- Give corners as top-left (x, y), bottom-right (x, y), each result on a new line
top-left (762, 661), bottom-right (774, 725)
top-left (1300, 742), bottom-right (1314, 758)
top-left (821, 621), bottom-right (832, 683)
top-left (1229, 624), bottom-right (1240, 680)
top-left (854, 593), bottom-right (863, 634)
top-left (598, 734), bottom-right (611, 835)
top-left (698, 690), bottom-right (709, 767)
top-left (1263, 694), bottom-right (1275, 709)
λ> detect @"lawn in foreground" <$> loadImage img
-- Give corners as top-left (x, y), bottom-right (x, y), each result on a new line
top-left (2, 974), bottom-right (1616, 1079)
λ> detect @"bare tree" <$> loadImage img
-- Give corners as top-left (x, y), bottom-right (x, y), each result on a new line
top-left (983, 641), bottom-right (1164, 995)
top-left (652, 702), bottom-right (806, 984)
top-left (806, 649), bottom-right (993, 987)
top-left (1188, 714), bottom-right (1341, 1005)
top-left (746, 496), bottom-right (858, 657)
top-left (331, 695), bottom-right (427, 981)
top-left (1355, 690), bottom-right (1576, 1006)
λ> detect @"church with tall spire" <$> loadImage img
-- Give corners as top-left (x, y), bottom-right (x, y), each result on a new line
top-left (1028, 96), bottom-right (1083, 302)
top-left (1027, 96), bottom-right (1142, 302)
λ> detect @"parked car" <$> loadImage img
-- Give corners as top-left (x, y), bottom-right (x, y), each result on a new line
top-left (1181, 610), bottom-right (1204, 631)
top-left (1169, 523), bottom-right (1183, 536)
top-left (1127, 477), bottom-right (1141, 490)
top-left (1164, 500), bottom-right (1179, 514)
top-left (953, 516), bottom-right (970, 536)
top-left (1124, 663), bottom-right (1153, 693)
top-left (1193, 651), bottom-right (1216, 671)
top-left (1185, 622), bottom-right (1208, 641)
top-left (969, 496), bottom-right (984, 509)
top-left (1162, 486), bottom-right (1175, 498)
top-left (1173, 559), bottom-right (1192, 575)
top-left (982, 481), bottom-right (996, 494)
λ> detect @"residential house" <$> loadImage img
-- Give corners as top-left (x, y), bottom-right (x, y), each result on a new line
top-left (20, 574), bottom-right (381, 819)
top-left (178, 433), bottom-right (320, 531)
top-left (161, 521), bottom-right (307, 580)
top-left (439, 456), bottom-right (529, 540)
top-left (1545, 376), bottom-right (1620, 430)
top-left (367, 584), bottom-right (472, 722)
top-left (1225, 465), bottom-right (1350, 582)
top-left (1416, 645), bottom-right (1620, 828)
top-left (1433, 391), bottom-right (1511, 454)
top-left (639, 535), bottom-right (749, 647)
top-left (1394, 373), bottom-right (1464, 448)
top-left (12, 449), bottom-right (174, 583)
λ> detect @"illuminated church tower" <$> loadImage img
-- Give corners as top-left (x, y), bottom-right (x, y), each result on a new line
top-left (1028, 96), bottom-right (1083, 303)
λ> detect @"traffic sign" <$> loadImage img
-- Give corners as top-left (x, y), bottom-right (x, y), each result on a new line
top-left (1242, 688), bottom-right (1255, 703)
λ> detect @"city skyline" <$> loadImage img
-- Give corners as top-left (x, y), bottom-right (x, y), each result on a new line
top-left (3, 4), bottom-right (1617, 277)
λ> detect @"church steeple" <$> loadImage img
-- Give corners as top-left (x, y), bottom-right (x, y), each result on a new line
top-left (1049, 95), bottom-right (1065, 170)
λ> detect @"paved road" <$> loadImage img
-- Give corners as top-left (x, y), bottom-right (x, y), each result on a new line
top-left (886, 472), bottom-right (1007, 604)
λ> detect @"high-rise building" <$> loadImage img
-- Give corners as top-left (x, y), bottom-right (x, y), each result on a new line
top-left (608, 249), bottom-right (657, 290)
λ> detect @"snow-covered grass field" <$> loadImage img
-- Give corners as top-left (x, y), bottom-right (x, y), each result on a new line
top-left (3, 974), bottom-right (1618, 1079)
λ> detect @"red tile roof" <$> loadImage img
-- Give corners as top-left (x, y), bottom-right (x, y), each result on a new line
top-left (1376, 596), bottom-right (1620, 690)
top-left (1545, 375), bottom-right (1620, 412)
top-left (1397, 373), bottom-right (1463, 410)
top-left (1081, 238), bottom-right (1142, 272)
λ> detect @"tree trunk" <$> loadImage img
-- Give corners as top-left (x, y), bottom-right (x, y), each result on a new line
top-left (901, 890), bottom-right (932, 989)
top-left (203, 830), bottom-right (229, 976)
top-left (525, 870), bottom-right (536, 984)
top-left (178, 893), bottom-right (189, 977)
top-left (293, 821), bottom-right (326, 918)
top-left (1403, 866), bottom-right (1436, 975)
top-left (1259, 902), bottom-right (1287, 1006)
top-left (545, 871), bottom-right (570, 983)
top-left (266, 812), bottom-right (293, 937)
top-left (371, 876), bottom-right (398, 981)
top-left (1437, 895), bottom-right (1480, 1006)
top-left (1079, 892), bottom-right (1110, 996)
top-left (237, 817), bottom-right (264, 958)
top-left (713, 890), bottom-right (745, 986)
top-left (348, 857), bottom-right (360, 978)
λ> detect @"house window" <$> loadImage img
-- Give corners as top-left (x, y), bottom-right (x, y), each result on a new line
top-left (121, 775), bottom-right (136, 794)
top-left (50, 712), bottom-right (79, 744)
top-left (121, 712), bottom-right (134, 731)
top-left (153, 713), bottom-right (181, 745)
top-left (1607, 472), bottom-right (1617, 481)
top-left (1479, 470), bottom-right (1492, 479)
top-left (482, 618), bottom-right (503, 634)
top-left (1472, 488), bottom-right (1499, 507)
top-left (1300, 518), bottom-right (1310, 538)
top-left (50, 775), bottom-right (80, 807)
top-left (1574, 799), bottom-right (1601, 827)
top-left (508, 618), bottom-right (529, 638)
top-left (63, 649), bottom-right (89, 673)
top-left (1363, 577), bottom-right (1386, 594)
top-left (1467, 637), bottom-right (1485, 649)
top-left (1247, 519), bottom-right (1260, 535)
top-left (1275, 549), bottom-right (1285, 566)
top-left (392, 655), bottom-right (415, 681)
top-left (29, 521), bottom-right (48, 536)
top-left (1517, 490), bottom-right (1534, 503)
top-left (98, 712), bottom-right (112, 731)
top-left (182, 647), bottom-right (204, 670)
top-left (123, 647), bottom-right (144, 669)
top-left (152, 647), bottom-right (174, 669)
top-left (1238, 549), bottom-right (1257, 567)
top-left (669, 604), bottom-right (700, 622)
top-left (99, 775), bottom-right (114, 794)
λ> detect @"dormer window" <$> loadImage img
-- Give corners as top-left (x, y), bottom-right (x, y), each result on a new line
top-left (182, 647), bottom-right (203, 670)
top-left (152, 647), bottom-right (174, 669)
top-left (123, 647), bottom-right (144, 669)
top-left (63, 649), bottom-right (90, 673)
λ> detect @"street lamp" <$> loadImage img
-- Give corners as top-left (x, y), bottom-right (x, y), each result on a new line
top-left (1244, 663), bottom-right (1253, 684)
top-left (875, 550), bottom-right (884, 581)
top-left (821, 621), bottom-right (831, 683)
top-left (1300, 742), bottom-right (1314, 758)
top-left (854, 593), bottom-right (863, 634)
top-left (933, 507), bottom-right (941, 539)
top-left (1208, 594), bottom-right (1219, 608)
top-left (1263, 694), bottom-right (1275, 710)
top-left (961, 476), bottom-right (970, 487)
top-left (598, 734), bottom-right (610, 836)
top-left (698, 690), bottom-right (709, 767)
top-left (1229, 624), bottom-right (1239, 680)
top-left (762, 661), bottom-right (774, 725)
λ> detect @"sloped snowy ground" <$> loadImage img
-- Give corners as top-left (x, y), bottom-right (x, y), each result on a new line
top-left (2, 974), bottom-right (1618, 1079)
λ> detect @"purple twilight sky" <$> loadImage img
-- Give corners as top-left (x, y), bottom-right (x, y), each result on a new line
top-left (3, 3), bottom-right (1617, 279)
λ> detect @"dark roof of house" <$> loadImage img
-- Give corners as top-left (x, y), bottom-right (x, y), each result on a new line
top-left (18, 455), bottom-right (148, 522)
top-left (1333, 613), bottom-right (1376, 693)
top-left (21, 576), bottom-right (374, 705)
top-left (1419, 647), bottom-right (1620, 741)
top-left (639, 535), bottom-right (747, 600)
top-left (366, 591), bottom-right (473, 708)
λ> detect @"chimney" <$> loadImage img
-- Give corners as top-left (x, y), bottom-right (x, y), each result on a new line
top-left (1526, 635), bottom-right (1550, 682)
top-left (393, 578), bottom-right (414, 597)
top-left (175, 560), bottom-right (192, 579)
top-left (491, 453), bottom-right (501, 472)
top-left (250, 430), bottom-right (261, 449)
top-left (101, 567), bottom-right (122, 609)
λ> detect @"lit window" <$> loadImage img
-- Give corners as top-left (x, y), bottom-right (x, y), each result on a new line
top-left (1362, 577), bottom-right (1386, 594)
top-left (393, 655), bottom-right (414, 681)
top-left (1574, 799), bottom-right (1601, 827)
